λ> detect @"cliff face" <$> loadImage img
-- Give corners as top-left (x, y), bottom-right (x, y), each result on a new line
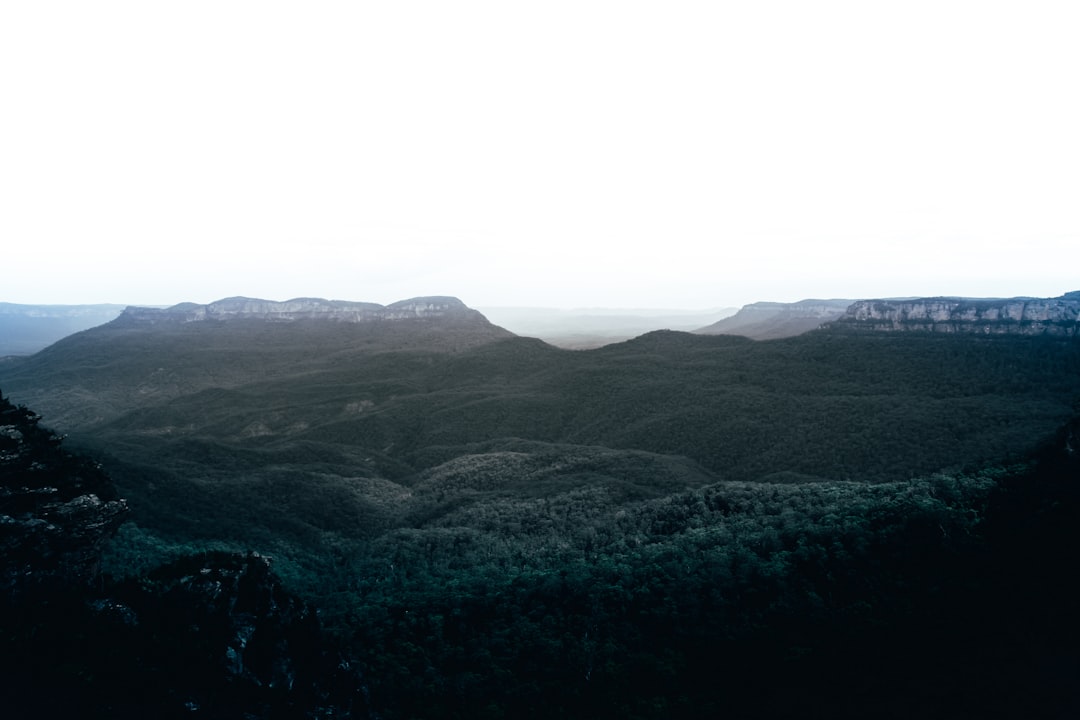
top-left (1, 393), bottom-right (127, 596)
top-left (0, 392), bottom-right (363, 717)
top-left (834, 292), bottom-right (1080, 336)
top-left (118, 295), bottom-right (487, 325)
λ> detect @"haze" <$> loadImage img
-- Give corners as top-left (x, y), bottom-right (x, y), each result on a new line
top-left (2, 1), bottom-right (1077, 309)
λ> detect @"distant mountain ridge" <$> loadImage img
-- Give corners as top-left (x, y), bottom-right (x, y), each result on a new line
top-left (0, 303), bottom-right (127, 356)
top-left (834, 292), bottom-right (1080, 336)
top-left (695, 299), bottom-right (854, 340)
top-left (118, 295), bottom-right (487, 325)
top-left (693, 291), bottom-right (1080, 339)
top-left (479, 305), bottom-right (738, 349)
top-left (0, 295), bottom-right (515, 429)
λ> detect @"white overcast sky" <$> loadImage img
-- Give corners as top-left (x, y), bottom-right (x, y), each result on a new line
top-left (2, 1), bottom-right (1077, 308)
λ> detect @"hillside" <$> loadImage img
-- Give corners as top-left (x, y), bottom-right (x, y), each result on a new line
top-left (694, 298), bottom-right (854, 339)
top-left (3, 292), bottom-right (1080, 717)
top-left (0, 391), bottom-right (359, 717)
top-left (6, 324), bottom-right (1079, 489)
top-left (698, 292), bottom-right (1080, 340)
top-left (2, 297), bottom-right (1079, 597)
top-left (0, 295), bottom-right (515, 428)
top-left (4, 390), bottom-right (1080, 717)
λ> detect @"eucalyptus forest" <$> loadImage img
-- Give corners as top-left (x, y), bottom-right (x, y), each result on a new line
top-left (2, 301), bottom-right (1079, 718)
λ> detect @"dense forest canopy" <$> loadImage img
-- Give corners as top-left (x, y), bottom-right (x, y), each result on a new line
top-left (2, 317), bottom-right (1080, 717)
top-left (3, 389), bottom-right (1079, 717)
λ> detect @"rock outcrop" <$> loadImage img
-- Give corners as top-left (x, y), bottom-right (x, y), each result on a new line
top-left (92, 550), bottom-right (362, 718)
top-left (0, 392), bottom-right (363, 717)
top-left (118, 295), bottom-right (488, 325)
top-left (1, 392), bottom-right (127, 597)
top-left (833, 292), bottom-right (1080, 336)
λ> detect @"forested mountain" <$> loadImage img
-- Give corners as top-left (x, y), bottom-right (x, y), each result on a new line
top-left (4, 390), bottom-right (1079, 717)
top-left (694, 298), bottom-right (853, 339)
top-left (694, 291), bottom-right (1080, 339)
top-left (5, 316), bottom-right (1077, 485)
top-left (2, 293), bottom-right (1080, 717)
top-left (0, 295), bottom-right (514, 429)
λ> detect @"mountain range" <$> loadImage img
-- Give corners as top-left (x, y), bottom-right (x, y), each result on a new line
top-left (3, 290), bottom-right (1080, 717)
top-left (7, 291), bottom-right (1076, 359)
top-left (4, 293), bottom-right (1078, 476)
top-left (2, 292), bottom-right (1078, 563)
top-left (694, 298), bottom-right (855, 339)
top-left (1, 298), bottom-right (735, 354)
top-left (3, 292), bottom-right (1078, 481)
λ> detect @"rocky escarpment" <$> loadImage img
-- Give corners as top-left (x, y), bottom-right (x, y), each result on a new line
top-left (1, 392), bottom-right (127, 597)
top-left (118, 295), bottom-right (490, 325)
top-left (0, 392), bottom-right (363, 717)
top-left (90, 551), bottom-right (362, 718)
top-left (833, 292), bottom-right (1080, 336)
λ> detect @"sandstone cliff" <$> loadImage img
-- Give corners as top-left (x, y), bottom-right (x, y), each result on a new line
top-left (833, 292), bottom-right (1080, 336)
top-left (1, 392), bottom-right (127, 597)
top-left (0, 392), bottom-right (363, 717)
top-left (118, 295), bottom-right (487, 325)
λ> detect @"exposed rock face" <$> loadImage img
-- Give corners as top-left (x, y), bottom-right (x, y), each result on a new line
top-left (0, 392), bottom-right (128, 597)
top-left (136, 551), bottom-right (316, 688)
top-left (696, 299), bottom-right (854, 340)
top-left (95, 550), bottom-right (362, 717)
top-left (0, 392), bottom-right (363, 717)
top-left (118, 295), bottom-right (487, 325)
top-left (833, 292), bottom-right (1080, 336)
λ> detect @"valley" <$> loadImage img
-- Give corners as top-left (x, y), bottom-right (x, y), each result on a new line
top-left (2, 292), bottom-right (1080, 718)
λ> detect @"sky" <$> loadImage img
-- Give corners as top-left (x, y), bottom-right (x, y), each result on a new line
top-left (2, 1), bottom-right (1078, 309)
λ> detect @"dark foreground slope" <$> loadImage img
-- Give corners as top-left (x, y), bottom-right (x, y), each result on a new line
top-left (0, 392), bottom-right (361, 718)
top-left (5, 396), bottom-right (1080, 718)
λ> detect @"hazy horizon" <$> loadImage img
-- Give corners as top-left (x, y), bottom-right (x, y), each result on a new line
top-left (3, 2), bottom-right (1077, 309)
top-left (5, 288), bottom-right (1078, 315)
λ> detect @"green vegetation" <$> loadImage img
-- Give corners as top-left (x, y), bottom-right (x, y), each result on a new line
top-left (3, 321), bottom-right (1080, 716)
top-left (344, 469), bottom-right (1002, 718)
top-left (82, 427), bottom-right (1080, 718)
top-left (1, 390), bottom-right (357, 717)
